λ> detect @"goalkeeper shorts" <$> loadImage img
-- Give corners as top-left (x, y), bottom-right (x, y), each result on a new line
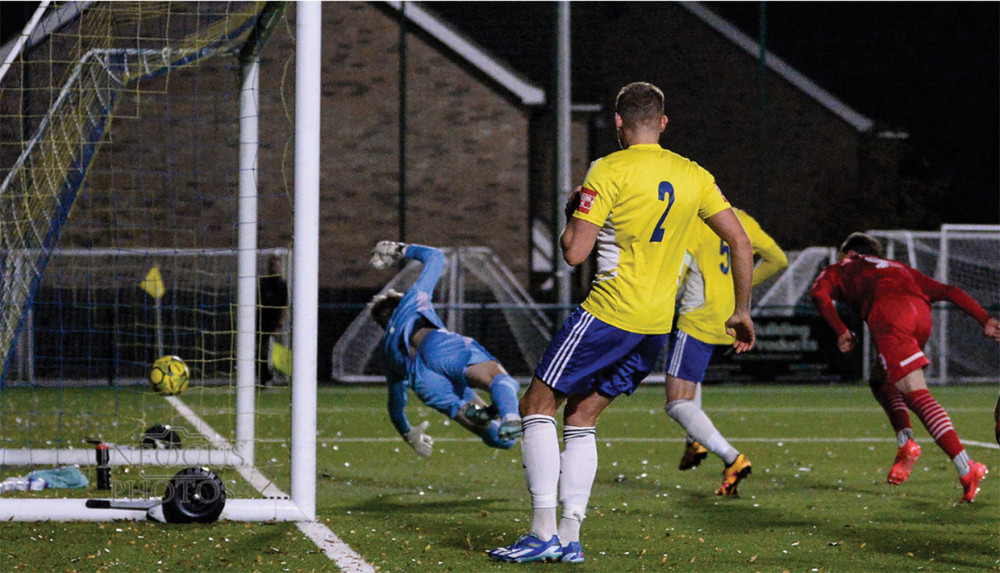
top-left (411, 329), bottom-right (497, 418)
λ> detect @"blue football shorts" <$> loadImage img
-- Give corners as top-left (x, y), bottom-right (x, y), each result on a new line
top-left (410, 329), bottom-right (496, 418)
top-left (664, 330), bottom-right (719, 383)
top-left (534, 307), bottom-right (669, 397)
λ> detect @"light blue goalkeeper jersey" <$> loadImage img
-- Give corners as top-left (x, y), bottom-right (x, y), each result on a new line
top-left (382, 244), bottom-right (448, 433)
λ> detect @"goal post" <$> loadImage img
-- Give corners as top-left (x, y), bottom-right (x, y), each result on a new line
top-left (0, 1), bottom-right (320, 522)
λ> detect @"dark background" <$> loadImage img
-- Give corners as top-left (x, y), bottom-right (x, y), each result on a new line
top-left (424, 1), bottom-right (998, 226)
top-left (706, 2), bottom-right (998, 224)
top-left (3, 1), bottom-right (997, 224)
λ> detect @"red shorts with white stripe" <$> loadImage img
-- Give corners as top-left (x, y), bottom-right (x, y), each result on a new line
top-left (868, 295), bottom-right (932, 385)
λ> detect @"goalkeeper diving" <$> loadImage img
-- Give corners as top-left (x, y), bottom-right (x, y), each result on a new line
top-left (369, 241), bottom-right (524, 456)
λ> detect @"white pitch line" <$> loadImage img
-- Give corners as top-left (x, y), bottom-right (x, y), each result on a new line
top-left (166, 396), bottom-right (377, 572)
top-left (312, 435), bottom-right (1000, 450)
top-left (308, 405), bottom-right (989, 414)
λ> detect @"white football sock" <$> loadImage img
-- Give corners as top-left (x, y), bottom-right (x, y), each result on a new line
top-left (953, 449), bottom-right (971, 476)
top-left (522, 414), bottom-right (559, 539)
top-left (685, 384), bottom-right (703, 444)
top-left (558, 426), bottom-right (596, 544)
top-left (665, 399), bottom-right (739, 465)
top-left (896, 428), bottom-right (914, 448)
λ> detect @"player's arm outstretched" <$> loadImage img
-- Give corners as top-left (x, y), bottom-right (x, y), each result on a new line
top-left (387, 379), bottom-right (434, 457)
top-left (371, 241), bottom-right (448, 297)
top-left (704, 208), bottom-right (755, 352)
top-left (912, 270), bottom-right (1000, 343)
top-left (809, 268), bottom-right (858, 353)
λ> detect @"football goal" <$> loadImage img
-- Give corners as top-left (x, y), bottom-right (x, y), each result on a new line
top-left (0, 1), bottom-right (321, 522)
top-left (866, 225), bottom-right (1000, 385)
top-left (752, 225), bottom-right (1000, 385)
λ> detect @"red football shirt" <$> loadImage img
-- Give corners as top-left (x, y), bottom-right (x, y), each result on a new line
top-left (810, 254), bottom-right (990, 337)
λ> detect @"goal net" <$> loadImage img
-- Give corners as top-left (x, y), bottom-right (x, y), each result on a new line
top-left (331, 246), bottom-right (553, 383)
top-left (0, 2), bottom-right (314, 521)
top-left (752, 226), bottom-right (1000, 385)
top-left (867, 225), bottom-right (1000, 384)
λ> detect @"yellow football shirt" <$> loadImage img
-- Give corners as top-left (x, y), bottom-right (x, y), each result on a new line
top-left (676, 209), bottom-right (786, 344)
top-left (574, 143), bottom-right (731, 334)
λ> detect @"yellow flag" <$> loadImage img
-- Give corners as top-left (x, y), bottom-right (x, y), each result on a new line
top-left (272, 341), bottom-right (292, 376)
top-left (141, 266), bottom-right (166, 300)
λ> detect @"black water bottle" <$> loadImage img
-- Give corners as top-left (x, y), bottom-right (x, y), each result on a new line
top-left (95, 442), bottom-right (111, 490)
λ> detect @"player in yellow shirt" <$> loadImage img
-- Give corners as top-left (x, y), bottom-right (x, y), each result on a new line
top-left (664, 209), bottom-right (787, 496)
top-left (489, 82), bottom-right (756, 564)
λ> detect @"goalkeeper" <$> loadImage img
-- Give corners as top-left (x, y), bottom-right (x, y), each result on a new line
top-left (369, 241), bottom-right (523, 457)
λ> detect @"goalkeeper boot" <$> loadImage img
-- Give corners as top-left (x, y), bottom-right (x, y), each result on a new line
top-left (560, 541), bottom-right (585, 564)
top-left (498, 414), bottom-right (523, 441)
top-left (959, 461), bottom-right (987, 503)
top-left (462, 403), bottom-right (498, 427)
top-left (488, 533), bottom-right (563, 563)
top-left (480, 420), bottom-right (516, 450)
top-left (887, 438), bottom-right (921, 485)
top-left (716, 453), bottom-right (751, 496)
top-left (678, 440), bottom-right (709, 471)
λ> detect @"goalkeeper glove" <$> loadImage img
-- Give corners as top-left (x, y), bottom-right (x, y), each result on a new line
top-left (370, 241), bottom-right (408, 270)
top-left (403, 421), bottom-right (434, 457)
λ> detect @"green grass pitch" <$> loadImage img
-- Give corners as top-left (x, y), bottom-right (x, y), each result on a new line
top-left (2, 383), bottom-right (997, 572)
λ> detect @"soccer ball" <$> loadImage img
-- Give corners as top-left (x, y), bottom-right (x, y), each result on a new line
top-left (149, 355), bottom-right (190, 396)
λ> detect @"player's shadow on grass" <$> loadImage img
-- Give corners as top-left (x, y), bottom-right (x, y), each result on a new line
top-left (835, 517), bottom-right (995, 571)
top-left (345, 495), bottom-right (509, 515)
top-left (345, 495), bottom-right (516, 552)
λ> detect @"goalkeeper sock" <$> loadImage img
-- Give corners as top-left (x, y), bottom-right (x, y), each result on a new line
top-left (522, 415), bottom-right (559, 540)
top-left (665, 399), bottom-right (739, 465)
top-left (558, 426), bottom-right (596, 544)
top-left (489, 374), bottom-right (521, 421)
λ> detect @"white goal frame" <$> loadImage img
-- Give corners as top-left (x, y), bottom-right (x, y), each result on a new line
top-left (0, 3), bottom-right (320, 522)
top-left (864, 224), bottom-right (1000, 385)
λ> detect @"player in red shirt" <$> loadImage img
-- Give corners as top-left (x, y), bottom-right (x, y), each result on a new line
top-left (811, 232), bottom-right (1000, 503)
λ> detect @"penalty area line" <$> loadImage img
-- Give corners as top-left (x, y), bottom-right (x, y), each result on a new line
top-left (166, 396), bottom-right (377, 572)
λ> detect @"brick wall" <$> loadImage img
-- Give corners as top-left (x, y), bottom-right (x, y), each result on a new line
top-left (46, 2), bottom-right (536, 291)
top-left (12, 1), bottom-right (897, 289)
top-left (259, 3), bottom-right (534, 289)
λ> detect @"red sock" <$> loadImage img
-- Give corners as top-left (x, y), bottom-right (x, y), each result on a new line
top-left (904, 389), bottom-right (964, 458)
top-left (871, 382), bottom-right (912, 434)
